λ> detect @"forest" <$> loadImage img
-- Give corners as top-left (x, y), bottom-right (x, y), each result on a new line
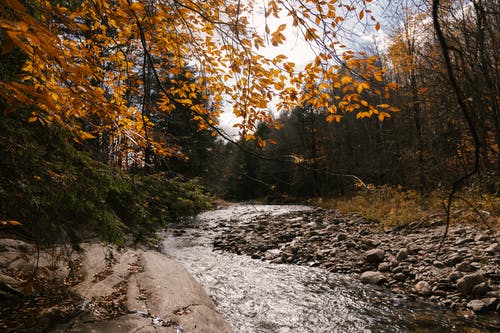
top-left (1, 0), bottom-right (498, 245)
top-left (0, 0), bottom-right (499, 329)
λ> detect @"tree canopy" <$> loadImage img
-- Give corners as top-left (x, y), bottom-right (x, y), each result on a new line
top-left (0, 0), bottom-right (397, 165)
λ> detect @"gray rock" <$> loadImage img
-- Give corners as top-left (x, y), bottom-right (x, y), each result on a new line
top-left (264, 249), bottom-right (281, 260)
top-left (396, 248), bottom-right (408, 261)
top-left (360, 271), bottom-right (387, 285)
top-left (415, 281), bottom-right (432, 296)
top-left (457, 273), bottom-right (485, 296)
top-left (365, 249), bottom-right (385, 264)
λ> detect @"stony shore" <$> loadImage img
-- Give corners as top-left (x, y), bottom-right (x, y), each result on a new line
top-left (212, 207), bottom-right (500, 315)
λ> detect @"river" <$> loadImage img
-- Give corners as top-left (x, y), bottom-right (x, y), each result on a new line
top-left (161, 204), bottom-right (499, 332)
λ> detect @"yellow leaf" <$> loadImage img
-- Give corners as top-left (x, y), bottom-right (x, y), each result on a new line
top-left (359, 10), bottom-right (364, 20)
top-left (375, 22), bottom-right (381, 31)
top-left (1, 220), bottom-right (22, 226)
top-left (28, 116), bottom-right (37, 122)
top-left (340, 76), bottom-right (352, 85)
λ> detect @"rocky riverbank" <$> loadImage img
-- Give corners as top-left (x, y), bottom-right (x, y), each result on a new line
top-left (212, 206), bottom-right (500, 316)
top-left (0, 239), bottom-right (233, 332)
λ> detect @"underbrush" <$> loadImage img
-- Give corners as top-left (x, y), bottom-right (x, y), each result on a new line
top-left (0, 113), bottom-right (213, 246)
top-left (318, 184), bottom-right (499, 231)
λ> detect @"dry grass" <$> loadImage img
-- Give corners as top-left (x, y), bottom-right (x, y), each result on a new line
top-left (317, 185), bottom-right (500, 231)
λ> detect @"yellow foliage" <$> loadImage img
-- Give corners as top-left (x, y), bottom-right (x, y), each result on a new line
top-left (0, 0), bottom-right (398, 164)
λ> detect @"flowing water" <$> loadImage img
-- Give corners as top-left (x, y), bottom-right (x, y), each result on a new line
top-left (161, 204), bottom-right (500, 332)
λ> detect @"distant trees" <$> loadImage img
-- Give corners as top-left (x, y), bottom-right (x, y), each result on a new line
top-left (222, 0), bottom-right (499, 200)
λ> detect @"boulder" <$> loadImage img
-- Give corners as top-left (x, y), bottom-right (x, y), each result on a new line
top-left (365, 249), bottom-right (385, 264)
top-left (457, 273), bottom-right (485, 296)
top-left (360, 271), bottom-right (387, 285)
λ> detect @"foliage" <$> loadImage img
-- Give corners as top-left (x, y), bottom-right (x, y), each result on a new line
top-left (0, 112), bottom-right (213, 246)
top-left (0, 0), bottom-right (397, 167)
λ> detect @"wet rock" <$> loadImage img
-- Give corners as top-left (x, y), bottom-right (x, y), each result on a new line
top-left (457, 273), bottom-right (485, 296)
top-left (365, 249), bottom-right (385, 264)
top-left (360, 271), bottom-right (387, 285)
top-left (396, 248), bottom-right (408, 261)
top-left (264, 249), bottom-right (281, 260)
top-left (415, 281), bottom-right (432, 296)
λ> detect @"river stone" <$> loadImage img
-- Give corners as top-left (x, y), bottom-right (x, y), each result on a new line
top-left (466, 298), bottom-right (498, 313)
top-left (393, 273), bottom-right (407, 282)
top-left (457, 273), bottom-right (485, 296)
top-left (472, 282), bottom-right (489, 298)
top-left (336, 233), bottom-right (348, 241)
top-left (396, 248), bottom-right (408, 261)
top-left (378, 262), bottom-right (390, 272)
top-left (485, 243), bottom-right (499, 254)
top-left (445, 254), bottom-right (463, 266)
top-left (433, 261), bottom-right (445, 268)
top-left (448, 271), bottom-right (463, 281)
top-left (456, 261), bottom-right (474, 272)
top-left (365, 249), bottom-right (385, 264)
top-left (360, 271), bottom-right (387, 285)
top-left (474, 234), bottom-right (490, 242)
top-left (415, 281), bottom-right (432, 296)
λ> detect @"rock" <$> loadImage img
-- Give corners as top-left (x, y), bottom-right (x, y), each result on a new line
top-left (360, 271), bottom-right (387, 285)
top-left (485, 243), bottom-right (499, 254)
top-left (445, 254), bottom-right (463, 266)
top-left (474, 234), bottom-right (490, 242)
top-left (393, 273), bottom-right (407, 282)
top-left (396, 248), bottom-right (408, 261)
top-left (457, 273), bottom-right (485, 296)
top-left (466, 298), bottom-right (498, 313)
top-left (456, 261), bottom-right (474, 272)
top-left (414, 281), bottom-right (432, 296)
top-left (337, 233), bottom-right (348, 241)
top-left (0, 238), bottom-right (30, 252)
top-left (472, 282), bottom-right (489, 298)
top-left (448, 271), bottom-right (463, 281)
top-left (433, 261), bottom-right (445, 268)
top-left (365, 249), bottom-right (385, 264)
top-left (264, 249), bottom-right (281, 260)
top-left (378, 262), bottom-right (390, 272)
